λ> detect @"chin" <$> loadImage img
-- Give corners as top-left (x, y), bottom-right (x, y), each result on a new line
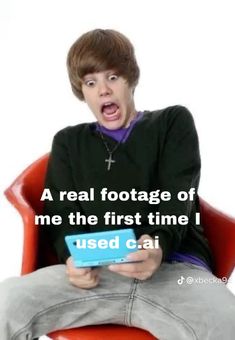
top-left (101, 118), bottom-right (124, 130)
top-left (103, 123), bottom-right (122, 130)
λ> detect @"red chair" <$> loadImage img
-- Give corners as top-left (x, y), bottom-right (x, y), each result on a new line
top-left (4, 154), bottom-right (235, 340)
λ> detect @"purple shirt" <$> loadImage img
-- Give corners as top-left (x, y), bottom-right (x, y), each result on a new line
top-left (96, 111), bottom-right (144, 142)
top-left (166, 252), bottom-right (211, 271)
top-left (95, 111), bottom-right (211, 271)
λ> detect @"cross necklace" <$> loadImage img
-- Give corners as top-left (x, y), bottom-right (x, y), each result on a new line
top-left (98, 126), bottom-right (128, 171)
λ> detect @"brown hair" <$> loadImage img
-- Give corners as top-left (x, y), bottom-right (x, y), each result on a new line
top-left (67, 29), bottom-right (140, 100)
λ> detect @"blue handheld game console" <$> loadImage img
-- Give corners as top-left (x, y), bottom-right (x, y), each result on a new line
top-left (65, 228), bottom-right (138, 267)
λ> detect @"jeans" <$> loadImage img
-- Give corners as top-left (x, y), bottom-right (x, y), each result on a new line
top-left (0, 262), bottom-right (234, 340)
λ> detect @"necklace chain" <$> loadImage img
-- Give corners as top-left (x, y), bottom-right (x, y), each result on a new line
top-left (97, 125), bottom-right (128, 171)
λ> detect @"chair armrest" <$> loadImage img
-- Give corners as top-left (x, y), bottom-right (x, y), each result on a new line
top-left (200, 198), bottom-right (235, 279)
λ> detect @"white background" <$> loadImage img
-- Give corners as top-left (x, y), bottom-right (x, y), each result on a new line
top-left (0, 1), bottom-right (234, 336)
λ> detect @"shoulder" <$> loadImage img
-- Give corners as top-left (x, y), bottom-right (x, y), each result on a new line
top-left (143, 105), bottom-right (196, 133)
top-left (144, 105), bottom-right (194, 124)
top-left (52, 121), bottom-right (95, 144)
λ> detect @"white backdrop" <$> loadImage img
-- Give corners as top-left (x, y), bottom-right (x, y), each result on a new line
top-left (0, 0), bottom-right (234, 311)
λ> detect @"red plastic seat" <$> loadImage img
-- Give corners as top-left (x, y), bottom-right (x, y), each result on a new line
top-left (4, 154), bottom-right (235, 339)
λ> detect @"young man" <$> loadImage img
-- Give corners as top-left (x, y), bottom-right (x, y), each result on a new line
top-left (0, 29), bottom-right (234, 340)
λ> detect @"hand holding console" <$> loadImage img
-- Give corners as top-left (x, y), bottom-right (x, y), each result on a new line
top-left (66, 257), bottom-right (101, 289)
top-left (65, 228), bottom-right (138, 267)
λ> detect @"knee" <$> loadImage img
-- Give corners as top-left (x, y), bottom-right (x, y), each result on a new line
top-left (0, 276), bottom-right (28, 317)
top-left (202, 293), bottom-right (235, 338)
top-left (212, 302), bottom-right (235, 328)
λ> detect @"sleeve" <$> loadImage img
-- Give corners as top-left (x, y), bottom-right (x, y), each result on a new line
top-left (152, 106), bottom-right (201, 260)
top-left (43, 128), bottom-right (88, 263)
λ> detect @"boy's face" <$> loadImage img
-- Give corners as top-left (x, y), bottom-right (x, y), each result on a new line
top-left (81, 70), bottom-right (136, 130)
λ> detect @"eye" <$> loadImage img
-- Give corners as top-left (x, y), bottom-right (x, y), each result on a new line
top-left (85, 80), bottom-right (95, 87)
top-left (108, 74), bottom-right (118, 81)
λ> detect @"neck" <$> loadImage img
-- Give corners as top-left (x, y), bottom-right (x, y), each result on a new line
top-left (124, 109), bottom-right (137, 128)
top-left (99, 110), bottom-right (139, 132)
top-left (96, 111), bottom-right (143, 144)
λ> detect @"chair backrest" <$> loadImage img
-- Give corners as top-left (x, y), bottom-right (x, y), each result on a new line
top-left (5, 154), bottom-right (49, 215)
top-left (20, 154), bottom-right (49, 214)
top-left (5, 153), bottom-right (59, 272)
top-left (4, 154), bottom-right (235, 279)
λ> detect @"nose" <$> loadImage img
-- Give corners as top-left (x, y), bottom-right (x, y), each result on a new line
top-left (98, 80), bottom-right (112, 97)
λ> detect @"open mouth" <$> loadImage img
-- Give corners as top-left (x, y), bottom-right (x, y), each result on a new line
top-left (101, 102), bottom-right (120, 121)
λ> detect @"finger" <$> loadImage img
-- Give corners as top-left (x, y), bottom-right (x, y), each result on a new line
top-left (108, 261), bottom-right (148, 274)
top-left (137, 235), bottom-right (162, 257)
top-left (69, 275), bottom-right (100, 289)
top-left (67, 265), bottom-right (92, 277)
top-left (138, 234), bottom-right (155, 243)
top-left (91, 267), bottom-right (101, 276)
top-left (68, 269), bottom-right (100, 284)
top-left (126, 249), bottom-right (150, 262)
top-left (85, 268), bottom-right (101, 280)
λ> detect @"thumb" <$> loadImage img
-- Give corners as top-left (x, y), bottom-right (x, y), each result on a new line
top-left (137, 234), bottom-right (162, 255)
top-left (137, 234), bottom-right (153, 246)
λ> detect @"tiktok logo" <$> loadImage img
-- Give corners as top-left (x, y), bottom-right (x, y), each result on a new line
top-left (177, 276), bottom-right (185, 285)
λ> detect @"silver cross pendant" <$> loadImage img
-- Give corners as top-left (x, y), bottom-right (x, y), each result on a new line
top-left (105, 154), bottom-right (115, 171)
